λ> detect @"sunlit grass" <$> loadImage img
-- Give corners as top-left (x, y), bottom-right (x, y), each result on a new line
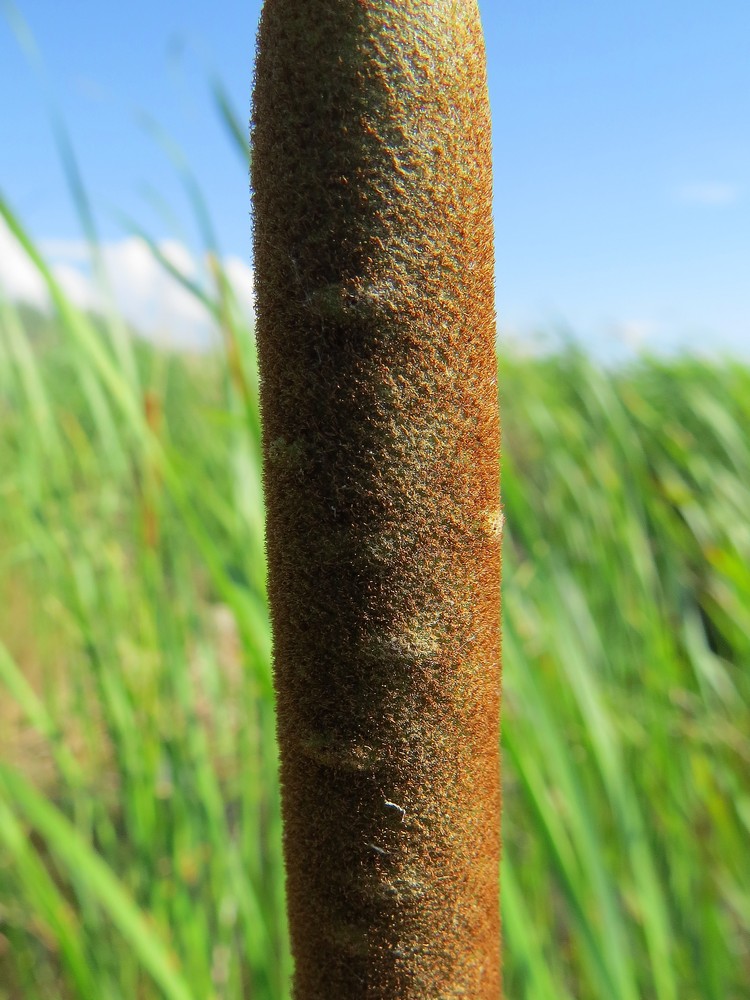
top-left (1, 89), bottom-right (749, 1000)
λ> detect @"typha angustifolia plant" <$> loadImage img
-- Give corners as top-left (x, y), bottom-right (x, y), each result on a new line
top-left (251, 1), bottom-right (501, 996)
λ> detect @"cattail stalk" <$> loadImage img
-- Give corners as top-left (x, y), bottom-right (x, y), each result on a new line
top-left (141, 388), bottom-right (162, 551)
top-left (252, 2), bottom-right (501, 996)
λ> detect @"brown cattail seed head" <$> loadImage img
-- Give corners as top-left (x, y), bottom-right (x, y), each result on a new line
top-left (252, 1), bottom-right (501, 997)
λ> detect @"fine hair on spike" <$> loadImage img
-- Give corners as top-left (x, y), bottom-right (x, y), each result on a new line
top-left (251, 1), bottom-right (501, 997)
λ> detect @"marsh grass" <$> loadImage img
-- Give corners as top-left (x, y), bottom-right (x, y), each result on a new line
top-left (1, 97), bottom-right (749, 1000)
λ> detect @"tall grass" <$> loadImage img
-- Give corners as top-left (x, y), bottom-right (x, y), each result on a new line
top-left (1, 96), bottom-right (749, 1000)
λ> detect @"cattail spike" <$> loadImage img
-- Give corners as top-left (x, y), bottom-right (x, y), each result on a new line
top-left (252, 2), bottom-right (501, 996)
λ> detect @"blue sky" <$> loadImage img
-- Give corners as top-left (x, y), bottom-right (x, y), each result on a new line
top-left (2, 0), bottom-right (750, 355)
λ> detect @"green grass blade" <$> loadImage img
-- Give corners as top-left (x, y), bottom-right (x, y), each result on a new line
top-left (0, 764), bottom-right (197, 1000)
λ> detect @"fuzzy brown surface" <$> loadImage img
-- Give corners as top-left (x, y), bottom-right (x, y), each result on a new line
top-left (251, 1), bottom-right (501, 996)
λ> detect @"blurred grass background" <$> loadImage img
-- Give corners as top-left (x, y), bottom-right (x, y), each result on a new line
top-left (1, 73), bottom-right (749, 1000)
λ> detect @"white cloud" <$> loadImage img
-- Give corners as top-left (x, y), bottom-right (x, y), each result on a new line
top-left (1, 219), bottom-right (255, 350)
top-left (676, 182), bottom-right (739, 207)
top-left (610, 318), bottom-right (660, 350)
top-left (223, 255), bottom-right (255, 317)
top-left (51, 262), bottom-right (102, 312)
top-left (0, 218), bottom-right (49, 308)
top-left (39, 238), bottom-right (90, 263)
top-left (100, 237), bottom-right (209, 346)
top-left (160, 238), bottom-right (197, 278)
